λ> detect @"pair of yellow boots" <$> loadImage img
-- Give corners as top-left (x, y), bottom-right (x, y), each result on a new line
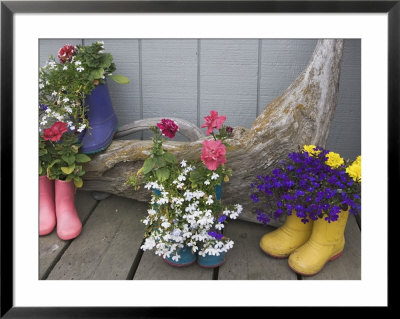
top-left (260, 210), bottom-right (349, 276)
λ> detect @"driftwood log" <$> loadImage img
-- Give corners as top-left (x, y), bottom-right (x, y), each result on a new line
top-left (82, 39), bottom-right (344, 226)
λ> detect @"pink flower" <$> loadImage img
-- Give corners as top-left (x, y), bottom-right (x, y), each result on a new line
top-left (157, 119), bottom-right (179, 138)
top-left (58, 44), bottom-right (76, 63)
top-left (43, 122), bottom-right (68, 142)
top-left (201, 140), bottom-right (227, 171)
top-left (201, 110), bottom-right (226, 135)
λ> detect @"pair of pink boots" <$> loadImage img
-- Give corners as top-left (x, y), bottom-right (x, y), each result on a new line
top-left (39, 176), bottom-right (82, 240)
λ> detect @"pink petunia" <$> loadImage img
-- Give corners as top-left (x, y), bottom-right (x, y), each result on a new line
top-left (156, 119), bottom-right (179, 139)
top-left (201, 110), bottom-right (226, 135)
top-left (201, 139), bottom-right (227, 171)
top-left (43, 122), bottom-right (68, 142)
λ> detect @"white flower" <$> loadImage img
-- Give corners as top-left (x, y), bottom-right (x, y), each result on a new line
top-left (63, 65), bottom-right (68, 70)
top-left (211, 173), bottom-right (219, 180)
top-left (144, 183), bottom-right (152, 190)
top-left (76, 66), bottom-right (84, 72)
top-left (177, 175), bottom-right (186, 182)
top-left (177, 182), bottom-right (184, 189)
top-left (223, 209), bottom-right (231, 216)
top-left (39, 83), bottom-right (45, 89)
top-left (74, 60), bottom-right (82, 66)
top-left (64, 106), bottom-right (72, 113)
top-left (206, 196), bottom-right (214, 205)
top-left (70, 126), bottom-right (75, 131)
top-left (45, 108), bottom-right (51, 114)
top-left (77, 124), bottom-right (86, 133)
top-left (97, 41), bottom-right (104, 45)
top-left (148, 209), bottom-right (156, 216)
top-left (171, 255), bottom-right (180, 262)
top-left (161, 221), bottom-right (171, 229)
top-left (62, 97), bottom-right (69, 103)
top-left (204, 180), bottom-right (210, 185)
top-left (180, 160), bottom-right (187, 167)
top-left (51, 91), bottom-right (57, 96)
top-left (171, 229), bottom-right (181, 237)
top-left (215, 223), bottom-right (224, 230)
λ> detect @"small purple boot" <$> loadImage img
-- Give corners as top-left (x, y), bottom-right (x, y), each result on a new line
top-left (80, 83), bottom-right (118, 154)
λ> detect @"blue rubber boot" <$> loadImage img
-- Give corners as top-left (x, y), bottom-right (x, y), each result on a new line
top-left (196, 183), bottom-right (226, 268)
top-left (80, 83), bottom-right (118, 154)
top-left (197, 252), bottom-right (226, 268)
top-left (164, 245), bottom-right (196, 267)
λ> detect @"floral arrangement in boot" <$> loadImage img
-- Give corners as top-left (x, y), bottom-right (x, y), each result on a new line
top-left (250, 145), bottom-right (361, 276)
top-left (127, 111), bottom-right (242, 268)
top-left (39, 41), bottom-right (129, 239)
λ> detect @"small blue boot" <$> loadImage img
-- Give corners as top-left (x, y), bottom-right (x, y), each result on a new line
top-left (197, 252), bottom-right (226, 268)
top-left (80, 83), bottom-right (118, 154)
top-left (164, 245), bottom-right (196, 267)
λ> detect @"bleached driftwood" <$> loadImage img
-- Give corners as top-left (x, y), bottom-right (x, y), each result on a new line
top-left (82, 39), bottom-right (344, 226)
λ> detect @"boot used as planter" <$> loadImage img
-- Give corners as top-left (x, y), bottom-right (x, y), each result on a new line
top-left (164, 245), bottom-right (197, 267)
top-left (288, 209), bottom-right (349, 276)
top-left (260, 212), bottom-right (314, 258)
top-left (55, 179), bottom-right (82, 240)
top-left (39, 176), bottom-right (56, 236)
top-left (80, 83), bottom-right (118, 154)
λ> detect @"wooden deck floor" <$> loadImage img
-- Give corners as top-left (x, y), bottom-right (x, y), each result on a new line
top-left (39, 190), bottom-right (361, 280)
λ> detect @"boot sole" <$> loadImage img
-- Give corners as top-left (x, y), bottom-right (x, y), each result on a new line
top-left (260, 245), bottom-right (290, 259)
top-left (197, 259), bottom-right (226, 268)
top-left (163, 257), bottom-right (196, 268)
top-left (288, 250), bottom-right (344, 276)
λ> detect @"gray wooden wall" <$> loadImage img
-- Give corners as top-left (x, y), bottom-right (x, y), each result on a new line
top-left (39, 39), bottom-right (361, 159)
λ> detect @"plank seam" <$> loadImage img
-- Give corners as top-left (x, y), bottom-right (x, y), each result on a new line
top-left (127, 238), bottom-right (145, 280)
top-left (40, 199), bottom-right (100, 280)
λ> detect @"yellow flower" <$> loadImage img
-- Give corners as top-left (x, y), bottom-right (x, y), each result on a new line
top-left (325, 152), bottom-right (344, 169)
top-left (303, 145), bottom-right (321, 156)
top-left (355, 155), bottom-right (361, 165)
top-left (346, 162), bottom-right (361, 182)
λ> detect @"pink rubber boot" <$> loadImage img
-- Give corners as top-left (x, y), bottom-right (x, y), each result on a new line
top-left (55, 179), bottom-right (82, 240)
top-left (39, 176), bottom-right (56, 236)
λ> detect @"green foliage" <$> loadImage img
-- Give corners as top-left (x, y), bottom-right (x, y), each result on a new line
top-left (39, 132), bottom-right (90, 188)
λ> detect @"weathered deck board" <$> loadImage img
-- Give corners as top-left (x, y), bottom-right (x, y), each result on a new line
top-left (39, 190), bottom-right (98, 279)
top-left (46, 195), bottom-right (147, 280)
top-left (303, 214), bottom-right (361, 280)
top-left (219, 220), bottom-right (297, 280)
top-left (133, 252), bottom-right (214, 280)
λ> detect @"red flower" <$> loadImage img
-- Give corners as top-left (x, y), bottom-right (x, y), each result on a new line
top-left (201, 110), bottom-right (226, 135)
top-left (201, 140), bottom-right (227, 171)
top-left (157, 119), bottom-right (179, 138)
top-left (43, 122), bottom-right (68, 142)
top-left (58, 44), bottom-right (76, 63)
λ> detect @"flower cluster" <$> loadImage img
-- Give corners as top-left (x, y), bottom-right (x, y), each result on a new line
top-left (200, 110), bottom-right (233, 171)
top-left (251, 145), bottom-right (361, 224)
top-left (39, 122), bottom-right (91, 187)
top-left (39, 41), bottom-right (129, 133)
top-left (140, 160), bottom-right (242, 260)
top-left (128, 114), bottom-right (240, 261)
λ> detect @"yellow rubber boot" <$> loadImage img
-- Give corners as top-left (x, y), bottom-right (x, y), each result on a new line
top-left (288, 210), bottom-right (349, 276)
top-left (260, 213), bottom-right (314, 258)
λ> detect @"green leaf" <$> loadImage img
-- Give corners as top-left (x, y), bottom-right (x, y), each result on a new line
top-left (61, 164), bottom-right (75, 175)
top-left (142, 158), bottom-right (156, 175)
top-left (154, 155), bottom-right (165, 168)
top-left (39, 149), bottom-right (48, 156)
top-left (62, 154), bottom-right (75, 165)
top-left (156, 168), bottom-right (170, 182)
top-left (163, 152), bottom-right (177, 164)
top-left (90, 68), bottom-right (104, 80)
top-left (110, 74), bottom-right (130, 84)
top-left (39, 166), bottom-right (43, 175)
top-left (75, 153), bottom-right (91, 163)
top-left (74, 177), bottom-right (83, 188)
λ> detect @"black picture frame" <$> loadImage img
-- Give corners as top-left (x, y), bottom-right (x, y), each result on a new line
top-left (1, 0), bottom-right (395, 317)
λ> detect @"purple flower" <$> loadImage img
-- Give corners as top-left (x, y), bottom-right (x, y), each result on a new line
top-left (251, 193), bottom-right (259, 203)
top-left (218, 215), bottom-right (227, 223)
top-left (39, 103), bottom-right (48, 111)
top-left (208, 230), bottom-right (223, 240)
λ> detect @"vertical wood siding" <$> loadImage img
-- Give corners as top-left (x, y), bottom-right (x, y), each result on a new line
top-left (39, 39), bottom-right (361, 158)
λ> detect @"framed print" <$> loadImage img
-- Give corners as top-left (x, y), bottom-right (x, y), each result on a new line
top-left (1, 0), bottom-right (396, 316)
